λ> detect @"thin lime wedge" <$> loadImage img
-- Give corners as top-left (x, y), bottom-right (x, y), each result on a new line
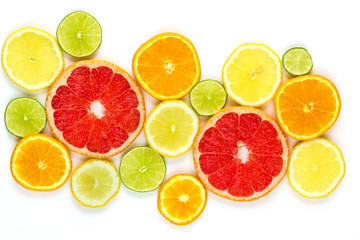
top-left (282, 47), bottom-right (313, 76)
top-left (120, 146), bottom-right (166, 192)
top-left (56, 11), bottom-right (102, 57)
top-left (5, 97), bottom-right (46, 137)
top-left (189, 80), bottom-right (227, 116)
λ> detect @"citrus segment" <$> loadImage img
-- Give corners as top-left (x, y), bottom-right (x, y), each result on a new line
top-left (57, 11), bottom-right (102, 57)
top-left (274, 75), bottom-right (341, 140)
top-left (193, 107), bottom-right (289, 201)
top-left (158, 174), bottom-right (207, 225)
top-left (288, 138), bottom-right (345, 198)
top-left (133, 32), bottom-right (201, 100)
top-left (10, 134), bottom-right (72, 191)
top-left (2, 27), bottom-right (64, 90)
top-left (144, 100), bottom-right (199, 157)
top-left (5, 97), bottom-right (46, 137)
top-left (46, 60), bottom-right (145, 158)
top-left (71, 159), bottom-right (120, 207)
top-left (120, 146), bottom-right (166, 192)
top-left (222, 43), bottom-right (282, 106)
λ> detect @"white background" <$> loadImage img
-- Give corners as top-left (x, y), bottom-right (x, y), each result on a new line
top-left (0, 0), bottom-right (358, 239)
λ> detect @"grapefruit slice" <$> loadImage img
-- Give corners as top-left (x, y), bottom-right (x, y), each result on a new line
top-left (46, 60), bottom-right (145, 158)
top-left (193, 107), bottom-right (289, 201)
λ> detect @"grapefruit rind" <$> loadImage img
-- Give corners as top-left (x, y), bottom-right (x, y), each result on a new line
top-left (46, 60), bottom-right (146, 158)
top-left (10, 134), bottom-right (72, 191)
top-left (287, 137), bottom-right (345, 198)
top-left (274, 75), bottom-right (341, 141)
top-left (193, 106), bottom-right (289, 201)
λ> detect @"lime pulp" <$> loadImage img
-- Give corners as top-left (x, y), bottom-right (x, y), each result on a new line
top-left (189, 79), bottom-right (227, 116)
top-left (282, 47), bottom-right (313, 76)
top-left (56, 11), bottom-right (102, 57)
top-left (5, 97), bottom-right (46, 137)
top-left (120, 146), bottom-right (166, 192)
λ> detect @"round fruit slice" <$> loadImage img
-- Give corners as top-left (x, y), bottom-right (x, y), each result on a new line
top-left (193, 107), bottom-right (289, 201)
top-left (189, 79), bottom-right (227, 116)
top-left (222, 43), bottom-right (282, 107)
top-left (288, 138), bottom-right (345, 198)
top-left (158, 174), bottom-right (207, 225)
top-left (5, 97), bottom-right (46, 137)
top-left (11, 134), bottom-right (72, 191)
top-left (57, 11), bottom-right (102, 57)
top-left (46, 60), bottom-right (145, 158)
top-left (2, 27), bottom-right (64, 91)
top-left (144, 100), bottom-right (199, 157)
top-left (71, 159), bottom-right (120, 208)
top-left (120, 146), bottom-right (166, 192)
top-left (133, 32), bottom-right (201, 100)
top-left (282, 47), bottom-right (313, 76)
top-left (274, 75), bottom-right (341, 140)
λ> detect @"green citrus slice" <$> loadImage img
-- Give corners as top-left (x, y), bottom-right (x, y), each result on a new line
top-left (120, 146), bottom-right (166, 192)
top-left (5, 97), bottom-right (46, 137)
top-left (282, 47), bottom-right (313, 76)
top-left (56, 11), bottom-right (102, 57)
top-left (189, 80), bottom-right (227, 116)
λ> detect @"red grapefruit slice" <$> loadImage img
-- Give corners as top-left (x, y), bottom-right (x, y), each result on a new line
top-left (46, 60), bottom-right (145, 158)
top-left (193, 107), bottom-right (289, 201)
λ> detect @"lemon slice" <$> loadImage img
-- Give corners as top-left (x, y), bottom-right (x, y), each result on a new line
top-left (288, 138), bottom-right (345, 198)
top-left (71, 159), bottom-right (120, 208)
top-left (2, 27), bottom-right (64, 91)
top-left (222, 43), bottom-right (282, 106)
top-left (144, 100), bottom-right (200, 157)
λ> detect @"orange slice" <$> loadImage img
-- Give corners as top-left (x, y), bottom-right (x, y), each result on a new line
top-left (10, 134), bottom-right (72, 191)
top-left (133, 32), bottom-right (201, 100)
top-left (274, 75), bottom-right (341, 140)
top-left (157, 174), bottom-right (207, 225)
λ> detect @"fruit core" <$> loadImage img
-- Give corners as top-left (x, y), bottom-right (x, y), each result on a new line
top-left (164, 61), bottom-right (175, 74)
top-left (77, 31), bottom-right (82, 39)
top-left (29, 56), bottom-right (36, 63)
top-left (178, 194), bottom-right (189, 202)
top-left (303, 103), bottom-right (314, 113)
top-left (237, 146), bottom-right (250, 164)
top-left (139, 166), bottom-right (147, 173)
top-left (38, 161), bottom-right (46, 170)
top-left (171, 124), bottom-right (176, 133)
top-left (312, 163), bottom-right (318, 173)
top-left (90, 101), bottom-right (105, 118)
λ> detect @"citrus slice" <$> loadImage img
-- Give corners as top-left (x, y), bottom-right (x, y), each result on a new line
top-left (288, 138), bottom-right (345, 198)
top-left (133, 32), bottom-right (201, 100)
top-left (222, 43), bottom-right (282, 107)
top-left (71, 159), bottom-right (120, 208)
top-left (10, 134), bottom-right (72, 191)
top-left (1, 27), bottom-right (64, 91)
top-left (193, 107), bottom-right (289, 201)
top-left (189, 80), bottom-right (227, 116)
top-left (46, 60), bottom-right (146, 158)
top-left (282, 47), bottom-right (313, 76)
top-left (144, 100), bottom-right (199, 157)
top-left (120, 146), bottom-right (166, 192)
top-left (158, 174), bottom-right (207, 225)
top-left (57, 11), bottom-right (102, 57)
top-left (5, 97), bottom-right (46, 137)
top-left (274, 75), bottom-right (341, 140)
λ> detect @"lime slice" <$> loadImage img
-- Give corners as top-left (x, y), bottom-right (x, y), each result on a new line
top-left (145, 100), bottom-right (200, 157)
top-left (5, 97), bottom-right (46, 137)
top-left (120, 146), bottom-right (166, 192)
top-left (56, 11), bottom-right (102, 57)
top-left (282, 47), bottom-right (313, 76)
top-left (190, 80), bottom-right (227, 116)
top-left (71, 159), bottom-right (120, 208)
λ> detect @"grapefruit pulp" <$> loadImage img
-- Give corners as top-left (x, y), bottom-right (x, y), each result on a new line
top-left (193, 107), bottom-right (289, 201)
top-left (46, 60), bottom-right (145, 158)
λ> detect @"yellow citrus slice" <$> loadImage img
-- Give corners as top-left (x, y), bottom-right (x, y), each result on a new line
top-left (222, 43), bottom-right (282, 106)
top-left (158, 174), bottom-right (207, 225)
top-left (10, 134), bottom-right (72, 191)
top-left (274, 75), bottom-right (341, 140)
top-left (144, 100), bottom-right (200, 157)
top-left (288, 138), bottom-right (345, 198)
top-left (2, 27), bottom-right (64, 91)
top-left (133, 32), bottom-right (201, 100)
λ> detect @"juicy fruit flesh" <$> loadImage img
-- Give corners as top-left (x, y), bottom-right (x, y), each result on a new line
top-left (198, 112), bottom-right (284, 197)
top-left (51, 65), bottom-right (141, 155)
top-left (283, 48), bottom-right (312, 76)
top-left (276, 76), bottom-right (340, 138)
